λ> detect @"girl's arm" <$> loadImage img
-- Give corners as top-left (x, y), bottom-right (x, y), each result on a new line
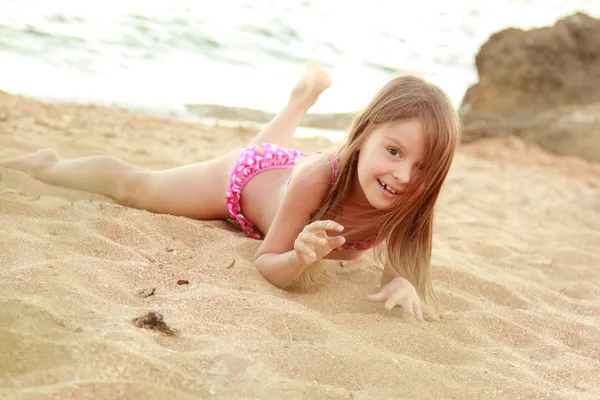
top-left (254, 156), bottom-right (332, 288)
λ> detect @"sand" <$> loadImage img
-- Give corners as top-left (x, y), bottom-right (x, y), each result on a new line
top-left (1, 91), bottom-right (599, 400)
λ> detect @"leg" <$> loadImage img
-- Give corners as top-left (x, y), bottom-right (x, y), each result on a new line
top-left (0, 148), bottom-right (241, 219)
top-left (250, 61), bottom-right (332, 147)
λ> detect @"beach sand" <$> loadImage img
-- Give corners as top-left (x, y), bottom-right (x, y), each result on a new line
top-left (1, 91), bottom-right (599, 400)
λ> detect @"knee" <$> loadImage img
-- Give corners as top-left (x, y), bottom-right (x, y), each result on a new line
top-left (114, 170), bottom-right (151, 208)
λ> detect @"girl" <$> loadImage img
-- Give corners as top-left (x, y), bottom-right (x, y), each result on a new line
top-left (1, 62), bottom-right (461, 322)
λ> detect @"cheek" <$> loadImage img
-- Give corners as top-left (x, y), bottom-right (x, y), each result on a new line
top-left (356, 154), bottom-right (373, 187)
top-left (358, 154), bottom-right (385, 180)
top-left (358, 144), bottom-right (388, 179)
top-left (367, 157), bottom-right (389, 177)
top-left (357, 156), bottom-right (373, 176)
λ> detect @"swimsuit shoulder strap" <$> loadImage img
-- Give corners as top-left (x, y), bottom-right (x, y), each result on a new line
top-left (317, 151), bottom-right (337, 182)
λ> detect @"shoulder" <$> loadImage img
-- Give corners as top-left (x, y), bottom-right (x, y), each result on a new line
top-left (289, 152), bottom-right (335, 191)
top-left (276, 154), bottom-right (331, 213)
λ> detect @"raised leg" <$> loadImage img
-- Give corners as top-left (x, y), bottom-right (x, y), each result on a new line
top-left (249, 60), bottom-right (332, 147)
top-left (0, 148), bottom-right (241, 219)
top-left (0, 61), bottom-right (333, 219)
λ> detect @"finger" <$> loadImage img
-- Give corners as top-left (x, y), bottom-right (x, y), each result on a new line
top-left (422, 305), bottom-right (441, 322)
top-left (327, 235), bottom-right (345, 248)
top-left (309, 220), bottom-right (344, 233)
top-left (400, 297), bottom-right (415, 316)
top-left (295, 241), bottom-right (316, 260)
top-left (366, 288), bottom-right (387, 303)
top-left (301, 232), bottom-right (327, 246)
top-left (412, 301), bottom-right (424, 322)
top-left (384, 291), bottom-right (405, 311)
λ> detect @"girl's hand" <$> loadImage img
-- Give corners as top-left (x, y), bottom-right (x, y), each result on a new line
top-left (366, 277), bottom-right (440, 322)
top-left (293, 220), bottom-right (345, 265)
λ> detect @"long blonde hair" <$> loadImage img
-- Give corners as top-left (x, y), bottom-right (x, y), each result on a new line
top-left (312, 74), bottom-right (461, 305)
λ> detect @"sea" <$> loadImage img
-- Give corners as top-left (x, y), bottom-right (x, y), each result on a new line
top-left (1, 0), bottom-right (599, 125)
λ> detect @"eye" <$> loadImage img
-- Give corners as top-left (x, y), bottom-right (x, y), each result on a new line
top-left (387, 147), bottom-right (402, 158)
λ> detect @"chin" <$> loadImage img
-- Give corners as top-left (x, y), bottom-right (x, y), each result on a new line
top-left (365, 193), bottom-right (395, 211)
top-left (356, 178), bottom-right (399, 211)
top-left (365, 186), bottom-right (399, 211)
top-left (372, 201), bottom-right (394, 211)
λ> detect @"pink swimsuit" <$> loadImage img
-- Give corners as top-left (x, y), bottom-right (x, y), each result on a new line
top-left (225, 143), bottom-right (376, 251)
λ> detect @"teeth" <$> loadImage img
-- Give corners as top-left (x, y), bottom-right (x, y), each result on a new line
top-left (378, 180), bottom-right (399, 194)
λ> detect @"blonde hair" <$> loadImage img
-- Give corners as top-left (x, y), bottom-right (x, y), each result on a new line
top-left (312, 74), bottom-right (461, 305)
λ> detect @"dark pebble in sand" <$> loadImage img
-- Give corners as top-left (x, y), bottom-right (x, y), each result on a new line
top-left (132, 311), bottom-right (177, 336)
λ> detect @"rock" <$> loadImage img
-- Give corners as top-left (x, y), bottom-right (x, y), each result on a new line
top-left (461, 104), bottom-right (600, 162)
top-left (460, 13), bottom-right (600, 162)
top-left (462, 12), bottom-right (600, 113)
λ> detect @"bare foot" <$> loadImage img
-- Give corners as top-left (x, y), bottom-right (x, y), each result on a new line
top-left (0, 149), bottom-right (59, 179)
top-left (290, 60), bottom-right (333, 108)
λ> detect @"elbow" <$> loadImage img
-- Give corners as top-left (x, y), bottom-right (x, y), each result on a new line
top-left (253, 253), bottom-right (291, 290)
top-left (262, 271), bottom-right (291, 290)
top-left (255, 263), bottom-right (287, 290)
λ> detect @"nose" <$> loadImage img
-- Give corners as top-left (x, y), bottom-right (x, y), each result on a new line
top-left (392, 162), bottom-right (412, 185)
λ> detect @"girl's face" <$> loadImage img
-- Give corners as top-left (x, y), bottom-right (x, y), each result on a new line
top-left (355, 117), bottom-right (426, 210)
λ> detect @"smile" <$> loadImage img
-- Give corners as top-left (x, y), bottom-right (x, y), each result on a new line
top-left (377, 179), bottom-right (401, 195)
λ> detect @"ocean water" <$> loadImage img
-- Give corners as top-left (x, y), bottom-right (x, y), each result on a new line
top-left (0, 0), bottom-right (599, 120)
